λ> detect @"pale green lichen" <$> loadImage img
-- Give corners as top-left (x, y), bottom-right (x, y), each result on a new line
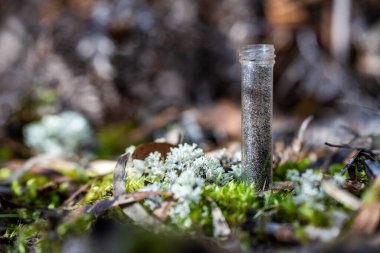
top-left (23, 111), bottom-right (93, 156)
top-left (130, 143), bottom-right (241, 228)
top-left (287, 169), bottom-right (345, 212)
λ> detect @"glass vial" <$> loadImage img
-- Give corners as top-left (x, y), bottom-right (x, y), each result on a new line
top-left (239, 44), bottom-right (275, 190)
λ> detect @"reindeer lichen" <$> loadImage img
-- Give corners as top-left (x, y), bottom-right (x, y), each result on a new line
top-left (129, 143), bottom-right (242, 228)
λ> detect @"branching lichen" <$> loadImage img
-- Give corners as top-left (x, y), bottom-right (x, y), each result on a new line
top-left (130, 143), bottom-right (242, 228)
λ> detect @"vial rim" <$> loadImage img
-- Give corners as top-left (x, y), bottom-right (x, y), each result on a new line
top-left (239, 44), bottom-right (275, 61)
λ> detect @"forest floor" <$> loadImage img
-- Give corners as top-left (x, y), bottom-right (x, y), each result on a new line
top-left (1, 117), bottom-right (380, 253)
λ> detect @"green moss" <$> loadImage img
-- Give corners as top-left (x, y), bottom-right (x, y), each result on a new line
top-left (266, 191), bottom-right (297, 223)
top-left (0, 168), bottom-right (12, 180)
top-left (294, 223), bottom-right (308, 243)
top-left (204, 181), bottom-right (257, 226)
top-left (96, 122), bottom-right (139, 158)
top-left (11, 180), bottom-right (22, 197)
top-left (298, 204), bottom-right (330, 227)
top-left (0, 148), bottom-right (12, 162)
top-left (14, 219), bottom-right (50, 253)
top-left (58, 167), bottom-right (89, 182)
top-left (81, 174), bottom-right (113, 204)
top-left (125, 175), bottom-right (146, 193)
top-left (328, 163), bottom-right (345, 175)
top-left (10, 173), bottom-right (71, 207)
top-left (56, 214), bottom-right (94, 237)
top-left (278, 194), bottom-right (297, 219)
top-left (189, 202), bottom-right (213, 234)
top-left (273, 159), bottom-right (310, 181)
top-left (183, 181), bottom-right (258, 237)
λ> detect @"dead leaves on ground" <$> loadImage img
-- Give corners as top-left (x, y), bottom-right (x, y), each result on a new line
top-left (132, 142), bottom-right (177, 160)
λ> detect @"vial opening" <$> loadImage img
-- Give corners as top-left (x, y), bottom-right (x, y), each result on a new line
top-left (239, 44), bottom-right (275, 61)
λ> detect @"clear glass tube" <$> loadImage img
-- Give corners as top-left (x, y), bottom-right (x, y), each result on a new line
top-left (239, 44), bottom-right (275, 190)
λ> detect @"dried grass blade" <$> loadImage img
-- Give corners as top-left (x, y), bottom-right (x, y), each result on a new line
top-left (322, 180), bottom-right (362, 210)
top-left (206, 197), bottom-right (231, 239)
top-left (113, 153), bottom-right (129, 196)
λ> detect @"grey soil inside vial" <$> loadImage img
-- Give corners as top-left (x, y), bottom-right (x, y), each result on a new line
top-left (241, 63), bottom-right (273, 189)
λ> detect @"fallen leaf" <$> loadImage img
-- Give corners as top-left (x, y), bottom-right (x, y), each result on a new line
top-left (271, 181), bottom-right (294, 191)
top-left (353, 203), bottom-right (380, 234)
top-left (63, 176), bottom-right (101, 207)
top-left (153, 199), bottom-right (176, 221)
top-left (198, 100), bottom-right (241, 140)
top-left (88, 160), bottom-right (117, 175)
top-left (304, 211), bottom-right (348, 242)
top-left (132, 142), bottom-right (176, 161)
top-left (113, 153), bottom-right (130, 196)
top-left (264, 223), bottom-right (297, 243)
top-left (87, 191), bottom-right (163, 214)
top-left (65, 205), bottom-right (91, 221)
top-left (322, 180), bottom-right (362, 210)
top-left (122, 203), bottom-right (164, 230)
top-left (353, 176), bottom-right (380, 234)
top-left (0, 154), bottom-right (59, 185)
top-left (206, 197), bottom-right (231, 239)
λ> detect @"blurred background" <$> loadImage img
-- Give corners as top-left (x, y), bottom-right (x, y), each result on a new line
top-left (0, 0), bottom-right (379, 160)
